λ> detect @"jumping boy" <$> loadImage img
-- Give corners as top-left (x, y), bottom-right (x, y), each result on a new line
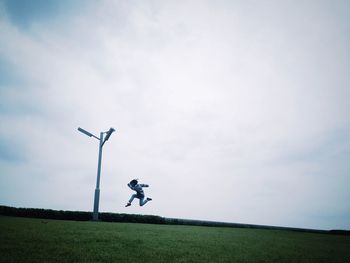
top-left (125, 179), bottom-right (152, 207)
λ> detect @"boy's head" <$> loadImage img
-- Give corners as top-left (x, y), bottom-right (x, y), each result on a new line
top-left (130, 179), bottom-right (138, 187)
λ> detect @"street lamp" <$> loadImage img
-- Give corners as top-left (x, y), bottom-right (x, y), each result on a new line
top-left (78, 126), bottom-right (116, 221)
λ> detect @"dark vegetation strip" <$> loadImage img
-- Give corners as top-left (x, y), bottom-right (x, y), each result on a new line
top-left (1, 205), bottom-right (348, 235)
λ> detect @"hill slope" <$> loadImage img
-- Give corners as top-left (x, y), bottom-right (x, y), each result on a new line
top-left (1, 216), bottom-right (350, 263)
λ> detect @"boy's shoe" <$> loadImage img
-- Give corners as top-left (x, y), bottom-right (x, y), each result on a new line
top-left (146, 197), bottom-right (152, 201)
top-left (125, 203), bottom-right (131, 207)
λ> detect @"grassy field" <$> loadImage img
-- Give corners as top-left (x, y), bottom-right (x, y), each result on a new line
top-left (0, 216), bottom-right (349, 263)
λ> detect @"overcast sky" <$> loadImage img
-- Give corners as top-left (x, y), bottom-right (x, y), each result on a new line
top-left (0, 0), bottom-right (349, 230)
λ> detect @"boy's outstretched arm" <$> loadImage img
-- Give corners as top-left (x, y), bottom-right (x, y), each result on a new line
top-left (140, 184), bottom-right (149, 187)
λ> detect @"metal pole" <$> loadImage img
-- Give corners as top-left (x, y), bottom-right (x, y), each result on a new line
top-left (92, 132), bottom-right (104, 221)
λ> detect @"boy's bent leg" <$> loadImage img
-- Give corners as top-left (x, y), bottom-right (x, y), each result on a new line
top-left (140, 196), bottom-right (152, 206)
top-left (139, 197), bottom-right (148, 206)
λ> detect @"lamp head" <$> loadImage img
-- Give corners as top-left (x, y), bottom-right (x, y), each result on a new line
top-left (104, 127), bottom-right (115, 142)
top-left (78, 127), bottom-right (94, 137)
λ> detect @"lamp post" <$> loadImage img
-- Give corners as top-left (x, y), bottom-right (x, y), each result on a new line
top-left (78, 127), bottom-right (115, 221)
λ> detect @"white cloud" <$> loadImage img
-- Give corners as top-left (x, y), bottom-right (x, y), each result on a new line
top-left (0, 0), bottom-right (349, 229)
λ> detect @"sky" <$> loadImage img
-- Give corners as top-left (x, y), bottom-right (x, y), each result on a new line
top-left (0, 0), bottom-right (349, 230)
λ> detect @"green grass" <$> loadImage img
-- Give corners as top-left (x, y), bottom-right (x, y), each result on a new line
top-left (0, 216), bottom-right (349, 263)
